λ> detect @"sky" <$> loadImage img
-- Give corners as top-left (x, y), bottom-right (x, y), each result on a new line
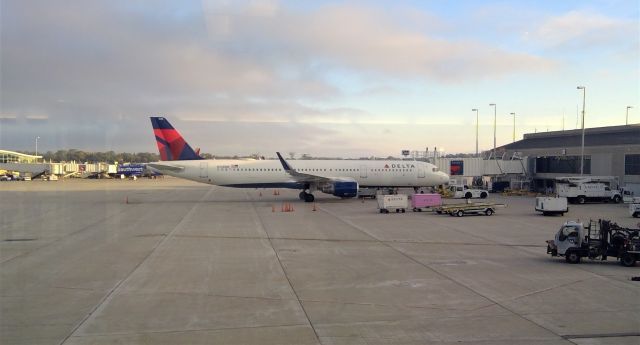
top-left (1, 0), bottom-right (638, 158)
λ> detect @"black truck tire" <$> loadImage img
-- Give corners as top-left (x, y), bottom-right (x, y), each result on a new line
top-left (577, 196), bottom-right (586, 204)
top-left (565, 251), bottom-right (581, 264)
top-left (485, 208), bottom-right (494, 216)
top-left (612, 195), bottom-right (622, 203)
top-left (621, 253), bottom-right (637, 267)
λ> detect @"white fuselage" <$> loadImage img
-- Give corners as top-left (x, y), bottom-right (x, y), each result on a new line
top-left (151, 159), bottom-right (449, 190)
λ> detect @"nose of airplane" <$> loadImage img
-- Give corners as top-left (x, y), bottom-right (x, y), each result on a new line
top-left (438, 172), bottom-right (449, 185)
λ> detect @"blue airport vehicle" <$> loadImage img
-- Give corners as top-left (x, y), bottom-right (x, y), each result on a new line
top-left (117, 164), bottom-right (148, 177)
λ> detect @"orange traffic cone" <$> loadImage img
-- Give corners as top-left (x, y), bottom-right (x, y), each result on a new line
top-left (312, 203), bottom-right (316, 211)
top-left (290, 203), bottom-right (294, 212)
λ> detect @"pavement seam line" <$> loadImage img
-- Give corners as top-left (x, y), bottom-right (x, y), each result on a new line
top-left (67, 322), bottom-right (311, 339)
top-left (58, 187), bottom-right (216, 345)
top-left (249, 195), bottom-right (322, 345)
top-left (0, 206), bottom-right (132, 265)
top-left (317, 204), bottom-right (579, 345)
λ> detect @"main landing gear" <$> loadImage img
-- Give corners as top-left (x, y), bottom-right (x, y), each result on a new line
top-left (298, 191), bottom-right (315, 202)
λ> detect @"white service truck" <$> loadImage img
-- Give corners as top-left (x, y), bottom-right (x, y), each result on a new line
top-left (447, 185), bottom-right (489, 199)
top-left (555, 177), bottom-right (622, 204)
top-left (630, 197), bottom-right (640, 218)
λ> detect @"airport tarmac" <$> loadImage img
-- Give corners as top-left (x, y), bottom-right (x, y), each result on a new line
top-left (1, 177), bottom-right (638, 345)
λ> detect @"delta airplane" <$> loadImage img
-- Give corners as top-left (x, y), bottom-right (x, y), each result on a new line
top-left (148, 117), bottom-right (449, 202)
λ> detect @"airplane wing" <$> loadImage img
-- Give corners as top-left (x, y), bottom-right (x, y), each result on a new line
top-left (276, 152), bottom-right (350, 184)
top-left (147, 163), bottom-right (185, 172)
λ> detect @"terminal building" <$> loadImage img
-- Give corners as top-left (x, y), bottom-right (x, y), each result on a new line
top-left (0, 149), bottom-right (41, 164)
top-left (422, 124), bottom-right (639, 194)
top-left (0, 149), bottom-right (117, 178)
top-left (498, 124), bottom-right (640, 193)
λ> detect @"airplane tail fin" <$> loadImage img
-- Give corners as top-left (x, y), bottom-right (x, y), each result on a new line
top-left (150, 117), bottom-right (203, 161)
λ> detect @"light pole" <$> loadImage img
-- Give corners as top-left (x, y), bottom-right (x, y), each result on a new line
top-left (577, 86), bottom-right (586, 175)
top-left (35, 136), bottom-right (40, 158)
top-left (489, 103), bottom-right (496, 157)
top-left (627, 106), bottom-right (633, 125)
top-left (472, 108), bottom-right (479, 156)
top-left (509, 112), bottom-right (516, 142)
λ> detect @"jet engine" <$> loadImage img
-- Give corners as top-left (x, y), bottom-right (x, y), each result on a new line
top-left (320, 180), bottom-right (358, 198)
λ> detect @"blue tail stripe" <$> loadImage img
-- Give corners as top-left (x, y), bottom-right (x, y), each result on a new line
top-left (151, 116), bottom-right (175, 129)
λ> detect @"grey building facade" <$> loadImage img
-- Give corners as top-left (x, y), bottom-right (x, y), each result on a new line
top-left (498, 125), bottom-right (640, 192)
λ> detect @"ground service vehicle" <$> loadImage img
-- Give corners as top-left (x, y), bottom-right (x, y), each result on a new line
top-left (357, 187), bottom-right (378, 199)
top-left (630, 199), bottom-right (640, 218)
top-left (434, 202), bottom-right (505, 217)
top-left (621, 188), bottom-right (635, 203)
top-left (535, 197), bottom-right (568, 216)
top-left (378, 194), bottom-right (408, 213)
top-left (555, 177), bottom-right (622, 204)
top-left (546, 219), bottom-right (640, 267)
top-left (447, 185), bottom-right (489, 199)
top-left (411, 193), bottom-right (442, 211)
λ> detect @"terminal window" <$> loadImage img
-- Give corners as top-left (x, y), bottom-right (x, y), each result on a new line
top-left (625, 154), bottom-right (640, 175)
top-left (535, 156), bottom-right (591, 174)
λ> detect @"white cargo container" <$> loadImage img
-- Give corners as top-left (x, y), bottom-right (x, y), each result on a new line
top-left (535, 197), bottom-right (568, 216)
top-left (377, 194), bottom-right (408, 214)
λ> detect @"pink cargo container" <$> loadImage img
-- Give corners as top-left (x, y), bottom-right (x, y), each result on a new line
top-left (411, 193), bottom-right (442, 211)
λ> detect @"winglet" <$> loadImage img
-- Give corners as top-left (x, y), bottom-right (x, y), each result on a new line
top-left (276, 152), bottom-right (293, 171)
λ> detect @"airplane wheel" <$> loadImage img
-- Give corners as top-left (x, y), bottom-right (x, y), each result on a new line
top-left (299, 191), bottom-right (306, 200)
top-left (304, 193), bottom-right (315, 202)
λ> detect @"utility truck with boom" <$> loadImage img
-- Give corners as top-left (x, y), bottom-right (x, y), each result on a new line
top-left (555, 176), bottom-right (622, 204)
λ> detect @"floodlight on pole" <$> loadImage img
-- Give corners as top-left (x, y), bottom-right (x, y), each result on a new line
top-left (509, 113), bottom-right (516, 142)
top-left (489, 103), bottom-right (496, 157)
top-left (472, 108), bottom-right (479, 156)
top-left (35, 136), bottom-right (40, 158)
top-left (577, 86), bottom-right (586, 175)
top-left (627, 106), bottom-right (633, 125)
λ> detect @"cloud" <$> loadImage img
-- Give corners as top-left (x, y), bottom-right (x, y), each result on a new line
top-left (205, 3), bottom-right (555, 82)
top-left (528, 10), bottom-right (637, 50)
top-left (1, 0), bottom-right (560, 154)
